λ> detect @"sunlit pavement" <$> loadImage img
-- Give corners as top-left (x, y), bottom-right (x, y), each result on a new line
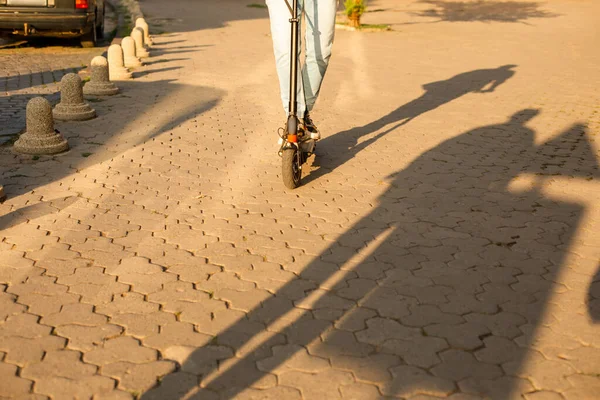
top-left (0, 0), bottom-right (599, 399)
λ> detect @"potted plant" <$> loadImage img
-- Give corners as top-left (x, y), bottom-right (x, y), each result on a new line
top-left (345, 0), bottom-right (366, 28)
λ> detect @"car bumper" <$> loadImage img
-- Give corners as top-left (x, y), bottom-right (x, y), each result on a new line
top-left (0, 12), bottom-right (94, 35)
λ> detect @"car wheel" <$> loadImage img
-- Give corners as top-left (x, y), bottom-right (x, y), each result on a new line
top-left (96, 6), bottom-right (105, 39)
top-left (80, 15), bottom-right (97, 48)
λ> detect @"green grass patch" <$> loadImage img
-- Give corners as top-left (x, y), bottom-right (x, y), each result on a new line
top-left (81, 152), bottom-right (93, 158)
top-left (361, 23), bottom-right (392, 30)
top-left (247, 3), bottom-right (267, 8)
top-left (336, 21), bottom-right (392, 31)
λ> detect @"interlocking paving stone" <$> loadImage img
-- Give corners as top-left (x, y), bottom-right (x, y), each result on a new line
top-left (279, 369), bottom-right (356, 399)
top-left (102, 360), bottom-right (176, 393)
top-left (55, 324), bottom-right (123, 352)
top-left (41, 303), bottom-right (108, 327)
top-left (84, 336), bottom-right (158, 366)
top-left (339, 383), bottom-right (385, 400)
top-left (432, 350), bottom-right (504, 382)
top-left (523, 392), bottom-right (565, 400)
top-left (563, 375), bottom-right (600, 399)
top-left (0, 362), bottom-right (33, 397)
top-left (0, 0), bottom-right (599, 398)
top-left (381, 365), bottom-right (456, 398)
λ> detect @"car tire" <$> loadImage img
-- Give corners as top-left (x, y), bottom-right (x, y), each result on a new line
top-left (80, 17), bottom-right (97, 48)
top-left (96, 7), bottom-right (105, 39)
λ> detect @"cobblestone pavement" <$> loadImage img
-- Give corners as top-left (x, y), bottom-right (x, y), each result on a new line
top-left (0, 5), bottom-right (117, 142)
top-left (1, 0), bottom-right (599, 399)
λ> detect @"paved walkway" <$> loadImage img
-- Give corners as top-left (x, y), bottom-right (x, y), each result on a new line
top-left (1, 0), bottom-right (599, 399)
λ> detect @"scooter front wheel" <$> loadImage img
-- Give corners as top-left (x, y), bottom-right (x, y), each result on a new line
top-left (281, 146), bottom-right (301, 189)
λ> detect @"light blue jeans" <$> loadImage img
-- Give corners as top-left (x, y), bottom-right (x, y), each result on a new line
top-left (266, 0), bottom-right (337, 117)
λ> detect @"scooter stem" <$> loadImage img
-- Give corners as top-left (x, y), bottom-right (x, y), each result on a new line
top-left (288, 0), bottom-right (299, 120)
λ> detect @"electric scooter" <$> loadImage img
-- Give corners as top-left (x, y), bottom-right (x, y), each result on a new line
top-left (278, 0), bottom-right (316, 189)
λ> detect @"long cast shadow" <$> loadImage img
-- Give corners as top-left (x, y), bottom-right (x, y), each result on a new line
top-left (589, 265), bottom-right (600, 322)
top-left (413, 0), bottom-right (559, 23)
top-left (0, 66), bottom-right (85, 92)
top-left (142, 0), bottom-right (269, 34)
top-left (142, 109), bottom-right (599, 399)
top-left (306, 65), bottom-right (516, 184)
top-left (0, 78), bottom-right (224, 213)
top-left (0, 196), bottom-right (79, 231)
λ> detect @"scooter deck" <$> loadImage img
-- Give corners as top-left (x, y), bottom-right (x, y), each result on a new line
top-left (299, 137), bottom-right (316, 155)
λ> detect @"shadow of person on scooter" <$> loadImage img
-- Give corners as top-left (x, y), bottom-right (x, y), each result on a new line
top-left (141, 109), bottom-right (599, 399)
top-left (306, 64), bottom-right (517, 183)
top-left (589, 265), bottom-right (600, 322)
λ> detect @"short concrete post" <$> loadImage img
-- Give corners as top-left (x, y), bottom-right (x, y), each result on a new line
top-left (53, 73), bottom-right (96, 121)
top-left (84, 56), bottom-right (119, 96)
top-left (135, 17), bottom-right (153, 46)
top-left (14, 97), bottom-right (69, 155)
top-left (122, 36), bottom-right (142, 68)
top-left (107, 44), bottom-right (132, 80)
top-left (131, 27), bottom-right (150, 58)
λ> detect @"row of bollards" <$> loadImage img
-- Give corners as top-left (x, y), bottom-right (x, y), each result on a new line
top-left (12, 18), bottom-right (153, 157)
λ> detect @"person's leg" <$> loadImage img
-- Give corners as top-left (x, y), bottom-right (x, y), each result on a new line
top-left (266, 0), bottom-right (307, 117)
top-left (302, 0), bottom-right (336, 113)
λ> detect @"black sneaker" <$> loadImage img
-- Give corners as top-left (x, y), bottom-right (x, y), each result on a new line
top-left (303, 112), bottom-right (320, 140)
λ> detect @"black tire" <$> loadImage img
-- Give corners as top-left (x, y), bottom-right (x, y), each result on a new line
top-left (96, 7), bottom-right (105, 39)
top-left (80, 13), bottom-right (97, 48)
top-left (282, 147), bottom-right (301, 189)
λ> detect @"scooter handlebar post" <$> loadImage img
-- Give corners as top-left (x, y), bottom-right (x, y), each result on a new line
top-left (288, 0), bottom-right (299, 121)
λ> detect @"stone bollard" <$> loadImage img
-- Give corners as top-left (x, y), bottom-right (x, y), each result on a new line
top-left (107, 44), bottom-right (132, 80)
top-left (135, 18), bottom-right (153, 46)
top-left (14, 97), bottom-right (69, 155)
top-left (53, 73), bottom-right (96, 121)
top-left (0, 185), bottom-right (5, 202)
top-left (122, 36), bottom-right (142, 68)
top-left (84, 56), bottom-right (119, 96)
top-left (131, 27), bottom-right (150, 58)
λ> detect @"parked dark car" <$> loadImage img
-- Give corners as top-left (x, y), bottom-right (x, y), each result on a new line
top-left (0, 0), bottom-right (105, 47)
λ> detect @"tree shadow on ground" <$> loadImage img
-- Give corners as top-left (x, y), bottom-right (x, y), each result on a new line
top-left (132, 66), bottom-right (184, 78)
top-left (143, 58), bottom-right (190, 66)
top-left (0, 65), bottom-right (88, 138)
top-left (0, 37), bottom-right (225, 223)
top-left (141, 108), bottom-right (599, 399)
top-left (0, 79), bottom-right (223, 189)
top-left (141, 0), bottom-right (269, 34)
top-left (149, 47), bottom-right (207, 57)
top-left (413, 0), bottom-right (559, 23)
top-left (153, 39), bottom-right (187, 46)
top-left (306, 64), bottom-right (517, 185)
top-left (0, 196), bottom-right (79, 231)
top-left (0, 66), bottom-right (86, 92)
